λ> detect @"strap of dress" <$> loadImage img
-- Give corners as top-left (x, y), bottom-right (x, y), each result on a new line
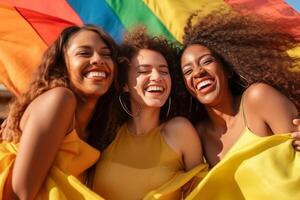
top-left (241, 92), bottom-right (249, 129)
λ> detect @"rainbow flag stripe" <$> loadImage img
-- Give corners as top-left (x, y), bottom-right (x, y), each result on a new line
top-left (0, 0), bottom-right (299, 94)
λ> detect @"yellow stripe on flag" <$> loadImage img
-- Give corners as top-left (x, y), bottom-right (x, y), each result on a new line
top-left (143, 0), bottom-right (229, 43)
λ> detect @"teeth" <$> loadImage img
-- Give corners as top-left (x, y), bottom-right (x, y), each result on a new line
top-left (146, 86), bottom-right (164, 92)
top-left (197, 80), bottom-right (213, 90)
top-left (85, 71), bottom-right (106, 78)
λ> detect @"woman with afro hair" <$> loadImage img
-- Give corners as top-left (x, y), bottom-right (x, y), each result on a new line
top-left (178, 9), bottom-right (300, 199)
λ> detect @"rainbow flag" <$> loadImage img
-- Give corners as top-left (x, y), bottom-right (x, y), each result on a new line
top-left (0, 0), bottom-right (299, 95)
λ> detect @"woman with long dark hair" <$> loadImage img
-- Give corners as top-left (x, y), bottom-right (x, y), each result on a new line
top-left (0, 25), bottom-right (119, 200)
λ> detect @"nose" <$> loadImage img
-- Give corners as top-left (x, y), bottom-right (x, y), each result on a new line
top-left (193, 64), bottom-right (205, 78)
top-left (91, 52), bottom-right (104, 66)
top-left (150, 69), bottom-right (162, 82)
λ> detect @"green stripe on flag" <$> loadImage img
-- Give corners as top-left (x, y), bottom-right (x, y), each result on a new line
top-left (105, 0), bottom-right (177, 42)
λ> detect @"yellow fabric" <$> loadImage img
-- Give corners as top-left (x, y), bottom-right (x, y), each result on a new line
top-left (93, 123), bottom-right (204, 200)
top-left (185, 128), bottom-right (300, 200)
top-left (143, 0), bottom-right (229, 43)
top-left (0, 130), bottom-right (104, 200)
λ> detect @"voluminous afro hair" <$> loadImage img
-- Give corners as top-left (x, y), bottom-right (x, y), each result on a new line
top-left (183, 8), bottom-right (300, 111)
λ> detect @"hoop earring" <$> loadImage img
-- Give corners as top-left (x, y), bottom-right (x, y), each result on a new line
top-left (239, 73), bottom-right (250, 88)
top-left (166, 97), bottom-right (172, 118)
top-left (119, 92), bottom-right (133, 117)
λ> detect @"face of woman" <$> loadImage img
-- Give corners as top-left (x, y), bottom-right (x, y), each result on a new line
top-left (180, 44), bottom-right (229, 106)
top-left (125, 49), bottom-right (171, 109)
top-left (65, 30), bottom-right (115, 99)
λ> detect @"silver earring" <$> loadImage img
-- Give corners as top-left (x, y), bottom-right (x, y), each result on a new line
top-left (119, 92), bottom-right (133, 117)
top-left (166, 97), bottom-right (172, 118)
top-left (239, 73), bottom-right (250, 88)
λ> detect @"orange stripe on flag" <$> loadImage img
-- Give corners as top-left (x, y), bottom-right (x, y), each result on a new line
top-left (0, 5), bottom-right (47, 95)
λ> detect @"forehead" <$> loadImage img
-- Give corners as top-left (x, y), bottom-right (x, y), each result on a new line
top-left (131, 49), bottom-right (167, 66)
top-left (181, 44), bottom-right (212, 60)
top-left (67, 30), bottom-right (107, 50)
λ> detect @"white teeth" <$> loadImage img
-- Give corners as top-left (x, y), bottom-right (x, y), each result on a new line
top-left (146, 86), bottom-right (164, 92)
top-left (197, 79), bottom-right (213, 90)
top-left (85, 71), bottom-right (106, 78)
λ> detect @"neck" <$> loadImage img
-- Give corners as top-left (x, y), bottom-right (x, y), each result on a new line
top-left (75, 96), bottom-right (99, 140)
top-left (205, 93), bottom-right (240, 130)
top-left (127, 104), bottom-right (161, 136)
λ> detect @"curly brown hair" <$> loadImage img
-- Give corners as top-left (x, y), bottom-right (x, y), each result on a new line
top-left (118, 26), bottom-right (186, 124)
top-left (0, 25), bottom-right (120, 151)
top-left (181, 9), bottom-right (300, 121)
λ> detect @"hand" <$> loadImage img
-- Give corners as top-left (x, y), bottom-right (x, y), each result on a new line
top-left (291, 119), bottom-right (300, 151)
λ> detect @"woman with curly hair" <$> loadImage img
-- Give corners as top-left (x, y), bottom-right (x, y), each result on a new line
top-left (178, 9), bottom-right (300, 199)
top-left (0, 25), bottom-right (119, 200)
top-left (92, 27), bottom-right (207, 200)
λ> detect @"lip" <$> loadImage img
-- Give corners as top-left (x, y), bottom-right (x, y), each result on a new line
top-left (83, 66), bottom-right (110, 81)
top-left (193, 76), bottom-right (216, 95)
top-left (144, 84), bottom-right (165, 92)
top-left (144, 84), bottom-right (166, 97)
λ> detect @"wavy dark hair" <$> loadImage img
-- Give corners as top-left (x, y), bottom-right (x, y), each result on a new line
top-left (0, 25), bottom-right (120, 151)
top-left (117, 26), bottom-right (185, 125)
top-left (180, 9), bottom-right (300, 122)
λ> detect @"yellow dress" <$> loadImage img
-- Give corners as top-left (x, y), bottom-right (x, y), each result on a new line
top-left (93, 124), bottom-right (208, 200)
top-left (0, 130), bottom-right (104, 200)
top-left (185, 98), bottom-right (300, 200)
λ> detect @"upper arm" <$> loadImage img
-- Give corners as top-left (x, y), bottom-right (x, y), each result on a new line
top-left (163, 117), bottom-right (204, 171)
top-left (12, 87), bottom-right (76, 200)
top-left (244, 83), bottom-right (298, 134)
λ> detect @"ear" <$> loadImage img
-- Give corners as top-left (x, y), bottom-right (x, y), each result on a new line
top-left (123, 84), bottom-right (129, 92)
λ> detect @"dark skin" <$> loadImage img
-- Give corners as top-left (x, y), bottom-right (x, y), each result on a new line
top-left (181, 44), bottom-right (300, 167)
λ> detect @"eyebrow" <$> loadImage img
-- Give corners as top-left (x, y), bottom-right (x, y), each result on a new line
top-left (136, 64), bottom-right (169, 68)
top-left (182, 53), bottom-right (213, 68)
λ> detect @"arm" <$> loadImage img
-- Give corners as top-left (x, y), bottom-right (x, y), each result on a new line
top-left (163, 117), bottom-right (203, 171)
top-left (244, 83), bottom-right (298, 135)
top-left (12, 87), bottom-right (76, 200)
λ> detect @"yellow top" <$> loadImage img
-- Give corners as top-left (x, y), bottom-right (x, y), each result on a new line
top-left (0, 130), bottom-right (104, 200)
top-left (185, 97), bottom-right (300, 200)
top-left (93, 123), bottom-right (185, 200)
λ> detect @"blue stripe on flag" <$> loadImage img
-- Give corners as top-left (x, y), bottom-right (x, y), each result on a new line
top-left (285, 0), bottom-right (300, 13)
top-left (67, 0), bottom-right (125, 43)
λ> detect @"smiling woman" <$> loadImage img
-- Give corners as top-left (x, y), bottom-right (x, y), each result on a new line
top-left (176, 9), bottom-right (300, 199)
top-left (0, 25), bottom-right (119, 200)
top-left (92, 26), bottom-right (207, 200)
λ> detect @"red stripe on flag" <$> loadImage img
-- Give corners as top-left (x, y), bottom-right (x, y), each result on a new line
top-left (226, 0), bottom-right (300, 39)
top-left (16, 7), bottom-right (78, 46)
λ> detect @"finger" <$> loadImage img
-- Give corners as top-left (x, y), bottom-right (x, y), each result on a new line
top-left (292, 118), bottom-right (300, 128)
top-left (291, 132), bottom-right (300, 138)
top-left (292, 140), bottom-right (300, 148)
top-left (295, 145), bottom-right (300, 152)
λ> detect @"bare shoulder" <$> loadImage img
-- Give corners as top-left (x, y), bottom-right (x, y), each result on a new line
top-left (21, 87), bottom-right (77, 129)
top-left (243, 83), bottom-right (298, 134)
top-left (28, 87), bottom-right (76, 111)
top-left (162, 116), bottom-right (199, 139)
top-left (244, 83), bottom-right (296, 113)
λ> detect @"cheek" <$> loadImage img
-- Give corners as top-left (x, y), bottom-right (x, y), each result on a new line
top-left (183, 76), bottom-right (193, 90)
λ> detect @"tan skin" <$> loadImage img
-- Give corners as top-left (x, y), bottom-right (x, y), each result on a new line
top-left (124, 49), bottom-right (203, 171)
top-left (181, 44), bottom-right (299, 167)
top-left (5, 30), bottom-right (115, 200)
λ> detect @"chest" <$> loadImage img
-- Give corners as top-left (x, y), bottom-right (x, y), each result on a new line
top-left (199, 117), bottom-right (246, 167)
top-left (92, 131), bottom-right (183, 199)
